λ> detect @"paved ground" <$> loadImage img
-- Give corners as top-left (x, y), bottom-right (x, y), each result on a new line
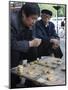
top-left (60, 37), bottom-right (65, 61)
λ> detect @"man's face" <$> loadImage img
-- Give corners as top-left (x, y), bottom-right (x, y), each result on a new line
top-left (41, 13), bottom-right (51, 24)
top-left (22, 14), bottom-right (38, 29)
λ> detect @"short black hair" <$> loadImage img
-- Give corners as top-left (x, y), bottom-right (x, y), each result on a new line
top-left (20, 3), bottom-right (40, 17)
top-left (41, 9), bottom-right (52, 16)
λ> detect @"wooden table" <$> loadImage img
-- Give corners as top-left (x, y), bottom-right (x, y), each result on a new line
top-left (11, 56), bottom-right (66, 86)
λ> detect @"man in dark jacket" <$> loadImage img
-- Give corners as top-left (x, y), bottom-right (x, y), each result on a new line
top-left (33, 9), bottom-right (63, 58)
top-left (10, 3), bottom-right (42, 88)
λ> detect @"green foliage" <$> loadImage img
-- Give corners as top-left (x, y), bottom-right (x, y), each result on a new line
top-left (38, 3), bottom-right (66, 17)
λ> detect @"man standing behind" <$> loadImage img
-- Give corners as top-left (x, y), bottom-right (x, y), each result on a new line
top-left (33, 9), bottom-right (63, 58)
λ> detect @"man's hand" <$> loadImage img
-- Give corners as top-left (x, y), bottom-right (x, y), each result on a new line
top-left (29, 38), bottom-right (42, 47)
top-left (50, 38), bottom-right (60, 49)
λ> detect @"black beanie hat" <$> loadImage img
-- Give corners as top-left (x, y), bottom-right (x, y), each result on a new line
top-left (41, 9), bottom-right (52, 16)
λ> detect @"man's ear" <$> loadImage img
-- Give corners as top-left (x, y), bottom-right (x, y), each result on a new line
top-left (22, 11), bottom-right (26, 19)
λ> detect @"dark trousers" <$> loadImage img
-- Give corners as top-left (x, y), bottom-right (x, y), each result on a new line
top-left (37, 41), bottom-right (63, 58)
top-left (10, 73), bottom-right (21, 88)
top-left (52, 47), bottom-right (63, 58)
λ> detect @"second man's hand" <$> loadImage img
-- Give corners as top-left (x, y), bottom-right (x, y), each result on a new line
top-left (50, 38), bottom-right (60, 49)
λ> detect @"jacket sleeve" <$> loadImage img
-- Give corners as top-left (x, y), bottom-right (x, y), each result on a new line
top-left (11, 26), bottom-right (30, 53)
top-left (32, 22), bottom-right (50, 41)
top-left (50, 23), bottom-right (60, 39)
